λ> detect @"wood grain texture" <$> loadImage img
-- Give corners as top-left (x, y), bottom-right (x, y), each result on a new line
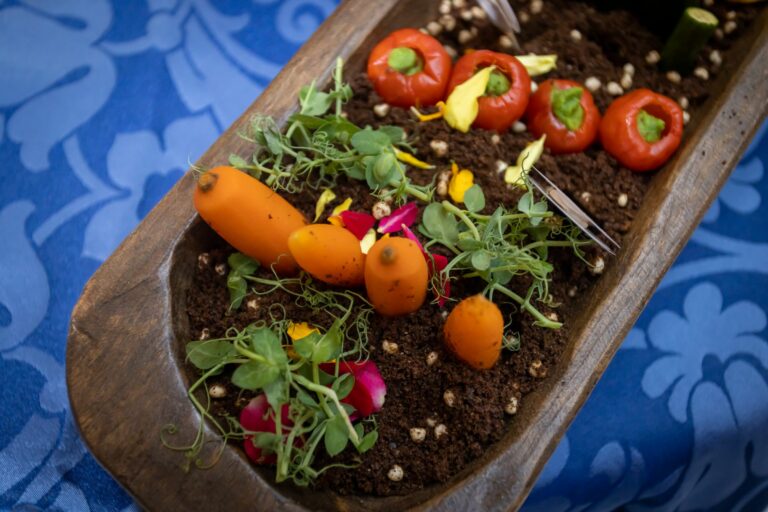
top-left (67, 1), bottom-right (768, 511)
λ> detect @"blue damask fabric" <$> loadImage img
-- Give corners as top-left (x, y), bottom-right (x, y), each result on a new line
top-left (0, 1), bottom-right (765, 511)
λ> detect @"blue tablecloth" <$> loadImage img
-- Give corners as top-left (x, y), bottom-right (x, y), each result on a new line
top-left (1, 2), bottom-right (766, 510)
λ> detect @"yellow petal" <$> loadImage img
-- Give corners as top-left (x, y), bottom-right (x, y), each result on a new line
top-left (444, 66), bottom-right (494, 133)
top-left (394, 148), bottom-right (434, 169)
top-left (505, 134), bottom-right (546, 187)
top-left (314, 188), bottom-right (336, 221)
top-left (331, 197), bottom-right (352, 216)
top-left (410, 102), bottom-right (445, 122)
top-left (328, 215), bottom-right (343, 227)
top-left (360, 228), bottom-right (377, 255)
top-left (449, 169), bottom-right (474, 203)
top-left (286, 321), bottom-right (319, 341)
top-left (515, 54), bottom-right (557, 76)
top-left (517, 134), bottom-right (546, 171)
top-left (504, 166), bottom-right (526, 188)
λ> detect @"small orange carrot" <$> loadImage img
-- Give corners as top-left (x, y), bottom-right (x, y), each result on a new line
top-left (193, 166), bottom-right (307, 275)
top-left (364, 236), bottom-right (428, 316)
top-left (443, 295), bottom-right (503, 369)
top-left (288, 224), bottom-right (365, 286)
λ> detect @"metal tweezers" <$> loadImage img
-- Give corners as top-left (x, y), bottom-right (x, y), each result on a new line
top-left (476, 0), bottom-right (522, 51)
top-left (527, 166), bottom-right (621, 255)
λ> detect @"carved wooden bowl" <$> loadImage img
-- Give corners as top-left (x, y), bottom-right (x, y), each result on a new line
top-left (67, 2), bottom-right (768, 510)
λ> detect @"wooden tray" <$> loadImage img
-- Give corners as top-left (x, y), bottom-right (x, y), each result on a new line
top-left (67, 2), bottom-right (768, 511)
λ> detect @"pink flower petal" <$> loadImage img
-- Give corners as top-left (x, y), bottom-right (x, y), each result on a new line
top-left (339, 210), bottom-right (376, 240)
top-left (240, 395), bottom-right (292, 465)
top-left (377, 203), bottom-right (419, 234)
top-left (320, 361), bottom-right (387, 417)
top-left (401, 224), bottom-right (425, 254)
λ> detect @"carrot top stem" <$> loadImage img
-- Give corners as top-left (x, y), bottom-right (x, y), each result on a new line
top-left (197, 171), bottom-right (219, 192)
top-left (380, 245), bottom-right (397, 265)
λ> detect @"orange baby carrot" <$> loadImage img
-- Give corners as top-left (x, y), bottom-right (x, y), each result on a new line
top-left (288, 224), bottom-right (365, 286)
top-left (443, 295), bottom-right (503, 370)
top-left (193, 166), bottom-right (306, 275)
top-left (364, 236), bottom-right (428, 316)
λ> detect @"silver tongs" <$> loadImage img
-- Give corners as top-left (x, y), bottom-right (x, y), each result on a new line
top-left (527, 166), bottom-right (621, 255)
top-left (476, 0), bottom-right (522, 51)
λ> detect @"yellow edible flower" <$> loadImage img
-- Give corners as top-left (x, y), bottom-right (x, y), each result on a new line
top-left (326, 198), bottom-right (351, 227)
top-left (360, 228), bottom-right (377, 255)
top-left (286, 321), bottom-right (319, 341)
top-left (515, 54), bottom-right (557, 76)
top-left (394, 148), bottom-right (434, 169)
top-left (286, 321), bottom-right (320, 360)
top-left (504, 134), bottom-right (546, 187)
top-left (443, 66), bottom-right (495, 133)
top-left (331, 197), bottom-right (352, 216)
top-left (448, 162), bottom-right (474, 203)
top-left (314, 188), bottom-right (336, 221)
top-left (411, 102), bottom-right (445, 122)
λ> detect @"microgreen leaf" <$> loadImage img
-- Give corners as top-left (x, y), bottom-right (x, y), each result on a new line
top-left (351, 128), bottom-right (391, 155)
top-left (231, 361), bottom-right (280, 390)
top-left (517, 190), bottom-right (534, 214)
top-left (299, 84), bottom-right (333, 116)
top-left (263, 376), bottom-right (288, 411)
top-left (463, 184), bottom-right (486, 213)
top-left (247, 327), bottom-right (289, 366)
top-left (312, 321), bottom-right (343, 363)
top-left (293, 321), bottom-right (343, 364)
top-left (457, 236), bottom-right (483, 251)
top-left (227, 276), bottom-right (248, 310)
top-left (226, 253), bottom-right (260, 309)
top-left (252, 432), bottom-right (280, 452)
top-left (357, 430), bottom-right (378, 453)
top-left (324, 415), bottom-right (350, 456)
top-left (228, 153), bottom-right (249, 169)
top-left (471, 250), bottom-right (492, 271)
top-left (332, 373), bottom-right (356, 400)
top-left (378, 125), bottom-right (405, 144)
top-left (186, 340), bottom-right (237, 370)
top-left (317, 118), bottom-right (360, 145)
top-left (229, 253), bottom-right (260, 275)
top-left (293, 332), bottom-right (321, 360)
top-left (421, 203), bottom-right (459, 245)
top-left (297, 389), bottom-right (318, 408)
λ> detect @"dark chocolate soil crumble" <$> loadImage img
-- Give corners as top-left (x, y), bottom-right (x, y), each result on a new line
top-left (184, 0), bottom-right (759, 498)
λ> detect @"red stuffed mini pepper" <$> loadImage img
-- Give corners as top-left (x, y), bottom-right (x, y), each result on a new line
top-left (367, 28), bottom-right (452, 108)
top-left (600, 89), bottom-right (684, 172)
top-left (446, 50), bottom-right (531, 132)
top-left (526, 79), bottom-right (601, 154)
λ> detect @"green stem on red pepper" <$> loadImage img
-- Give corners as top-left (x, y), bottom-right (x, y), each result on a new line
top-left (387, 47), bottom-right (423, 75)
top-left (551, 86), bottom-right (584, 131)
top-left (485, 70), bottom-right (511, 96)
top-left (636, 110), bottom-right (666, 143)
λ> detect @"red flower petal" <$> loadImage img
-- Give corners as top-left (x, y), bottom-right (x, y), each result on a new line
top-left (437, 279), bottom-right (451, 307)
top-left (339, 210), bottom-right (376, 240)
top-left (377, 203), bottom-right (419, 234)
top-left (240, 395), bottom-right (291, 465)
top-left (428, 253), bottom-right (449, 273)
top-left (320, 361), bottom-right (387, 417)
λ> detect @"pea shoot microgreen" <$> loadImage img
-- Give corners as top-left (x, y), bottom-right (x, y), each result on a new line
top-left (163, 320), bottom-right (379, 486)
top-left (230, 58), bottom-right (432, 204)
top-left (420, 185), bottom-right (590, 329)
